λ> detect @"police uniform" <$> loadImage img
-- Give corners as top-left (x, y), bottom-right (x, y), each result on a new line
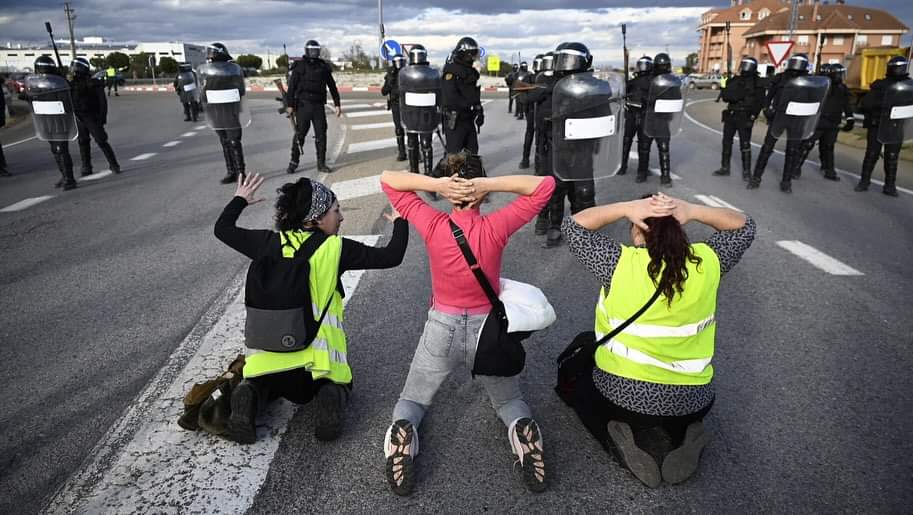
top-left (797, 67), bottom-right (853, 181)
top-left (71, 65), bottom-right (121, 177)
top-left (441, 60), bottom-right (482, 154)
top-left (287, 49), bottom-right (341, 174)
top-left (620, 71), bottom-right (653, 180)
top-left (381, 60), bottom-right (408, 161)
top-left (856, 57), bottom-right (909, 196)
top-left (714, 68), bottom-right (764, 180)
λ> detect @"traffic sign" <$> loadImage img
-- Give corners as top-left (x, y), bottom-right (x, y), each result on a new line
top-left (766, 40), bottom-right (795, 67)
top-left (479, 47), bottom-right (487, 59)
top-left (381, 39), bottom-right (402, 61)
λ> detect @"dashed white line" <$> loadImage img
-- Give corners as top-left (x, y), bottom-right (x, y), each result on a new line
top-left (162, 140), bottom-right (182, 147)
top-left (776, 240), bottom-right (864, 276)
top-left (352, 121), bottom-right (395, 131)
top-left (346, 110), bottom-right (390, 119)
top-left (649, 168), bottom-right (683, 180)
top-left (346, 137), bottom-right (397, 154)
top-left (0, 195), bottom-right (55, 213)
top-left (694, 194), bottom-right (724, 208)
top-left (130, 153), bottom-right (156, 161)
top-left (1, 135), bottom-right (38, 148)
top-left (46, 235), bottom-right (382, 514)
top-left (194, 125), bottom-right (207, 130)
top-left (180, 131), bottom-right (197, 137)
top-left (332, 175), bottom-right (383, 201)
top-left (339, 103), bottom-right (376, 110)
top-left (79, 170), bottom-right (113, 182)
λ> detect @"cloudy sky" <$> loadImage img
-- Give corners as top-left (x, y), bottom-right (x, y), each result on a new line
top-left (0, 0), bottom-right (910, 67)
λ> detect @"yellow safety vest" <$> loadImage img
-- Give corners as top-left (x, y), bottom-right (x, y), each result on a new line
top-left (243, 230), bottom-right (351, 384)
top-left (594, 244), bottom-right (720, 386)
top-left (106, 67), bottom-right (116, 78)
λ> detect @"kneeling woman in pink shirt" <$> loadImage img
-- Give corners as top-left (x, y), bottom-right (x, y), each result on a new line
top-left (380, 153), bottom-right (555, 496)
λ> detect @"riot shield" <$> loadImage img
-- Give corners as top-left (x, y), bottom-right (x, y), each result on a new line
top-left (769, 75), bottom-right (830, 140)
top-left (643, 73), bottom-right (686, 138)
top-left (551, 71), bottom-right (625, 181)
top-left (176, 70), bottom-right (200, 104)
top-left (398, 65), bottom-right (441, 133)
top-left (25, 74), bottom-right (77, 142)
top-left (199, 62), bottom-right (251, 130)
top-left (878, 78), bottom-right (913, 145)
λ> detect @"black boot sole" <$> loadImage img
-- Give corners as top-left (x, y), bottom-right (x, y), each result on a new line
top-left (606, 421), bottom-right (660, 488)
top-left (226, 383), bottom-right (257, 444)
top-left (314, 384), bottom-right (345, 441)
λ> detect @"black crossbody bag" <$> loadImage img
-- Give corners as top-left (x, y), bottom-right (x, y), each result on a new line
top-left (449, 220), bottom-right (531, 377)
top-left (554, 286), bottom-right (662, 406)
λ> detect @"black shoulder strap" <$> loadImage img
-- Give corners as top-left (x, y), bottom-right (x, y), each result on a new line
top-left (592, 287), bottom-right (663, 350)
top-left (449, 220), bottom-right (500, 305)
top-left (290, 231), bottom-right (328, 262)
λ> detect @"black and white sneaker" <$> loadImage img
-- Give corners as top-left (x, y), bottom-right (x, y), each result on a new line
top-left (509, 418), bottom-right (547, 493)
top-left (384, 420), bottom-right (418, 496)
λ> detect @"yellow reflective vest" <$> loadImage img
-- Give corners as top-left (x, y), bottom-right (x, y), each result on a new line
top-left (594, 244), bottom-right (720, 386)
top-left (106, 67), bottom-right (116, 78)
top-left (243, 230), bottom-right (351, 384)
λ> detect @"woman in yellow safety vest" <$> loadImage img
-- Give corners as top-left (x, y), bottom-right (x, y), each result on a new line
top-left (561, 192), bottom-right (755, 487)
top-left (215, 173), bottom-right (408, 444)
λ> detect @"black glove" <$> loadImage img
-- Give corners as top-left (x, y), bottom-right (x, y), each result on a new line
top-left (472, 104), bottom-right (484, 128)
top-left (764, 108), bottom-right (775, 122)
top-left (842, 117), bottom-right (855, 132)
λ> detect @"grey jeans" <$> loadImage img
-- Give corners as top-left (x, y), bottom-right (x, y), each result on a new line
top-left (393, 309), bottom-right (532, 429)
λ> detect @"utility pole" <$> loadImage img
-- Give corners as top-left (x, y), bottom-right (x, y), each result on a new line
top-left (787, 0), bottom-right (800, 41)
top-left (64, 2), bottom-right (77, 60)
top-left (725, 21), bottom-right (732, 77)
top-left (378, 0), bottom-right (385, 70)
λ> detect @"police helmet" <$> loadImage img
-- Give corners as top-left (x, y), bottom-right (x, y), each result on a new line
top-left (70, 56), bottom-right (91, 76)
top-left (828, 63), bottom-right (847, 83)
top-left (305, 40), bottom-right (321, 59)
top-left (409, 44), bottom-right (428, 66)
top-left (519, 61), bottom-right (528, 72)
top-left (786, 53), bottom-right (809, 73)
top-left (887, 56), bottom-right (910, 79)
top-left (34, 55), bottom-right (58, 75)
top-left (541, 51), bottom-right (556, 72)
top-left (653, 53), bottom-right (672, 74)
top-left (739, 57), bottom-right (758, 76)
top-left (391, 53), bottom-right (406, 70)
top-left (512, 63), bottom-right (519, 72)
top-left (554, 42), bottom-right (592, 74)
top-left (207, 42), bottom-right (231, 62)
top-left (635, 55), bottom-right (653, 75)
top-left (532, 54), bottom-right (544, 73)
top-left (452, 36), bottom-right (480, 66)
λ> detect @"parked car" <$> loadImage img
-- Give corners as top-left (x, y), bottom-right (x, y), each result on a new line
top-left (5, 72), bottom-right (28, 94)
top-left (92, 70), bottom-right (126, 86)
top-left (687, 73), bottom-right (723, 90)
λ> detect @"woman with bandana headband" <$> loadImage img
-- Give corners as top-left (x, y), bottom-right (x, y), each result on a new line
top-left (213, 173), bottom-right (409, 444)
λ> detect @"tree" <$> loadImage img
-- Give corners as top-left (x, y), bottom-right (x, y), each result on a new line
top-left (130, 52), bottom-right (152, 78)
top-left (276, 54), bottom-right (289, 69)
top-left (236, 54), bottom-right (263, 70)
top-left (106, 51), bottom-right (130, 70)
top-left (89, 57), bottom-right (106, 70)
top-left (159, 56), bottom-right (178, 75)
top-left (342, 41), bottom-right (373, 71)
top-left (683, 52), bottom-right (699, 75)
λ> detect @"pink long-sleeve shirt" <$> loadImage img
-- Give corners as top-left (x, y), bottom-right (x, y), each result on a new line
top-left (382, 176), bottom-right (556, 312)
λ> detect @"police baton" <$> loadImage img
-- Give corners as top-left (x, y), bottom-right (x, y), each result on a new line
top-left (45, 22), bottom-right (64, 69)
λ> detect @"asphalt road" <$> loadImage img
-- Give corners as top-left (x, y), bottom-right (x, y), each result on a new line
top-left (1, 89), bottom-right (911, 514)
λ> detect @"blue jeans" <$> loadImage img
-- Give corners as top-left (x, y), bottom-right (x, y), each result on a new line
top-left (393, 309), bottom-right (532, 428)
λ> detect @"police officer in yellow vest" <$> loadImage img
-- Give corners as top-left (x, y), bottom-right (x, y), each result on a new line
top-left (105, 66), bottom-right (120, 96)
top-left (214, 173), bottom-right (408, 444)
top-left (561, 192), bottom-right (755, 487)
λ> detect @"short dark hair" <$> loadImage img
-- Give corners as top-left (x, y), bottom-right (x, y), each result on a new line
top-left (274, 178), bottom-right (314, 231)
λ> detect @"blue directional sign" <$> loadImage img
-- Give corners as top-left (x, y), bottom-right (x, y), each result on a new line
top-left (479, 46), bottom-right (487, 59)
top-left (381, 39), bottom-right (402, 60)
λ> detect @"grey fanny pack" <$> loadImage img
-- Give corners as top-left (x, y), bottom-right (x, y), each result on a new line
top-left (244, 302), bottom-right (331, 352)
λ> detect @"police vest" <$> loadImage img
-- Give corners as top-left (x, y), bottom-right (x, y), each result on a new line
top-left (243, 231), bottom-right (351, 384)
top-left (106, 67), bottom-right (116, 78)
top-left (594, 244), bottom-right (720, 386)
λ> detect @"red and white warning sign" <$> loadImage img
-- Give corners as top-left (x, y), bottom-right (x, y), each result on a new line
top-left (766, 40), bottom-right (795, 67)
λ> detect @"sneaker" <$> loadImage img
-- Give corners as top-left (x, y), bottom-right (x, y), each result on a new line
top-left (509, 418), bottom-right (547, 493)
top-left (606, 421), bottom-right (660, 488)
top-left (314, 383), bottom-right (347, 441)
top-left (661, 421), bottom-right (710, 484)
top-left (226, 380), bottom-right (258, 444)
top-left (384, 420), bottom-right (418, 496)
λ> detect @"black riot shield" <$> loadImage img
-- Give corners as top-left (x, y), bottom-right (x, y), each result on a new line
top-left (643, 73), bottom-right (686, 138)
top-left (770, 75), bottom-right (830, 140)
top-left (398, 65), bottom-right (441, 134)
top-left (199, 61), bottom-right (251, 130)
top-left (878, 79), bottom-right (913, 145)
top-left (176, 70), bottom-right (200, 104)
top-left (551, 72), bottom-right (625, 181)
top-left (26, 74), bottom-right (78, 141)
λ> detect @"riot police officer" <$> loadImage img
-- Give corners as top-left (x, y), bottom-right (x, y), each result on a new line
top-left (506, 63), bottom-right (519, 114)
top-left (399, 45), bottom-right (438, 178)
top-left (796, 63), bottom-right (854, 181)
top-left (70, 57), bottom-right (121, 177)
top-left (27, 55), bottom-right (77, 190)
top-left (516, 61), bottom-right (535, 169)
top-left (646, 52), bottom-right (677, 186)
top-left (173, 63), bottom-right (200, 122)
top-left (200, 42), bottom-right (247, 184)
top-left (0, 85), bottom-right (8, 177)
top-left (441, 37), bottom-right (483, 154)
top-left (747, 53), bottom-right (811, 193)
top-left (527, 51), bottom-right (558, 242)
top-left (618, 56), bottom-right (652, 177)
top-left (286, 40), bottom-right (342, 174)
top-left (856, 56), bottom-right (910, 196)
top-left (381, 53), bottom-right (408, 161)
top-left (713, 57), bottom-right (764, 180)
top-left (515, 61), bottom-right (529, 120)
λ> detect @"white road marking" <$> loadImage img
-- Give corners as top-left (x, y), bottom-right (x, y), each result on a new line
top-left (684, 98), bottom-right (913, 197)
top-left (180, 131), bottom-right (197, 137)
top-left (352, 86), bottom-right (369, 92)
top-left (2, 135), bottom-right (38, 148)
top-left (0, 195), bottom-right (55, 213)
top-left (47, 235), bottom-right (382, 514)
top-left (194, 125), bottom-right (207, 130)
top-left (649, 168), bottom-right (683, 180)
top-left (130, 153), bottom-right (156, 161)
top-left (372, 102), bottom-right (387, 108)
top-left (708, 195), bottom-right (743, 212)
top-left (162, 140), bottom-right (182, 147)
top-left (346, 110), bottom-right (390, 119)
top-left (328, 114), bottom-right (347, 167)
top-left (352, 121), bottom-right (395, 131)
top-left (79, 170), bottom-right (113, 182)
top-left (347, 137), bottom-right (397, 154)
top-left (776, 240), bottom-right (864, 276)
top-left (332, 175), bottom-right (383, 201)
top-left (340, 103), bottom-right (375, 110)
top-left (694, 194), bottom-right (724, 208)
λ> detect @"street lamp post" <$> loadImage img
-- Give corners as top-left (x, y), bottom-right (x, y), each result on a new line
top-left (725, 21), bottom-right (732, 78)
top-left (148, 55), bottom-right (156, 88)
